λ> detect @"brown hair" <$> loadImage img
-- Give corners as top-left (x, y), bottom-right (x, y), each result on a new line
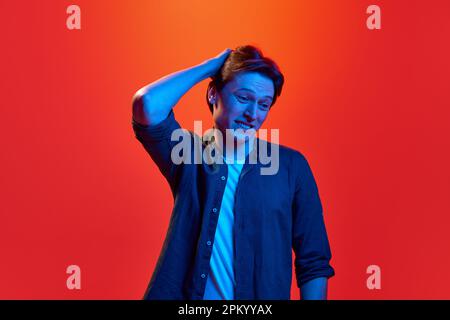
top-left (206, 45), bottom-right (284, 113)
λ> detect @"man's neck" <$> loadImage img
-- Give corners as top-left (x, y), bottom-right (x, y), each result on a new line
top-left (213, 129), bottom-right (255, 163)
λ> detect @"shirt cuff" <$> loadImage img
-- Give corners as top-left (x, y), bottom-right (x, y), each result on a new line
top-left (297, 264), bottom-right (335, 288)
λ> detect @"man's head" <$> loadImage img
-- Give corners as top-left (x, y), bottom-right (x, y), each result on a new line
top-left (206, 45), bottom-right (284, 139)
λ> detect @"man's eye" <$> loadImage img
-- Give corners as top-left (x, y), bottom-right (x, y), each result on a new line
top-left (260, 104), bottom-right (269, 109)
top-left (237, 95), bottom-right (249, 101)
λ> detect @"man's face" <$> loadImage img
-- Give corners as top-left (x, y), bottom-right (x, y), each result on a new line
top-left (211, 72), bottom-right (275, 141)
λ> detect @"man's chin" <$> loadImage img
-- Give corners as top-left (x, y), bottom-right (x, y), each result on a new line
top-left (230, 127), bottom-right (257, 143)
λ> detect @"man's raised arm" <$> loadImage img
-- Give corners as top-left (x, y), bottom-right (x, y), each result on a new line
top-left (132, 48), bottom-right (232, 127)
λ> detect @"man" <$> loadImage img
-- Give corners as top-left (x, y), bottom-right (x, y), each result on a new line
top-left (132, 45), bottom-right (335, 300)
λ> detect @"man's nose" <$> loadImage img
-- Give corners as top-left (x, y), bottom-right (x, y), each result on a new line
top-left (244, 103), bottom-right (257, 121)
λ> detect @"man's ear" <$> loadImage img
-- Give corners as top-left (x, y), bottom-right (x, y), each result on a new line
top-left (208, 85), bottom-right (217, 105)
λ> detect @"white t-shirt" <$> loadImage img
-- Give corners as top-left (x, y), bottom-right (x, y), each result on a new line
top-left (203, 156), bottom-right (245, 299)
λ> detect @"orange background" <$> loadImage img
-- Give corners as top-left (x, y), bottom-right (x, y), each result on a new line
top-left (1, 0), bottom-right (449, 299)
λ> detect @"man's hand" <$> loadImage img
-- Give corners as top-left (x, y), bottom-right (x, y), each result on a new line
top-left (300, 277), bottom-right (328, 300)
top-left (202, 48), bottom-right (233, 78)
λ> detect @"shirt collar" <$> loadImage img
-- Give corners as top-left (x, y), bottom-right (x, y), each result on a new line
top-left (201, 129), bottom-right (263, 178)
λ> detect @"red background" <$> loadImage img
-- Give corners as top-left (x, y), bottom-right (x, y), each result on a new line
top-left (1, 0), bottom-right (449, 299)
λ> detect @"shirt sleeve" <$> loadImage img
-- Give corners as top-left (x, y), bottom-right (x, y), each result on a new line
top-left (291, 151), bottom-right (335, 288)
top-left (132, 110), bottom-right (189, 195)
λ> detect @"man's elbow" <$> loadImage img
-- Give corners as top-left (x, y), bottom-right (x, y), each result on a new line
top-left (132, 91), bottom-right (152, 126)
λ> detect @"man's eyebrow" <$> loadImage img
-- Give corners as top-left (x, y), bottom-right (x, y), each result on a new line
top-left (235, 88), bottom-right (273, 100)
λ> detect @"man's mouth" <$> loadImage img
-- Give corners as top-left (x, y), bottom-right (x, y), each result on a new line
top-left (235, 120), bottom-right (254, 130)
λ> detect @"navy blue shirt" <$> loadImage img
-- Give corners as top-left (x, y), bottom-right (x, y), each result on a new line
top-left (132, 111), bottom-right (335, 300)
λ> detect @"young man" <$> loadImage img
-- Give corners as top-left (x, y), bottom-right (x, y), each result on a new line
top-left (132, 45), bottom-right (335, 300)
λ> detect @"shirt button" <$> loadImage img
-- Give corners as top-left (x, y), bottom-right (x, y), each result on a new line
top-left (201, 273), bottom-right (206, 279)
top-left (207, 241), bottom-right (212, 246)
top-left (221, 176), bottom-right (226, 181)
top-left (212, 208), bottom-right (217, 213)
